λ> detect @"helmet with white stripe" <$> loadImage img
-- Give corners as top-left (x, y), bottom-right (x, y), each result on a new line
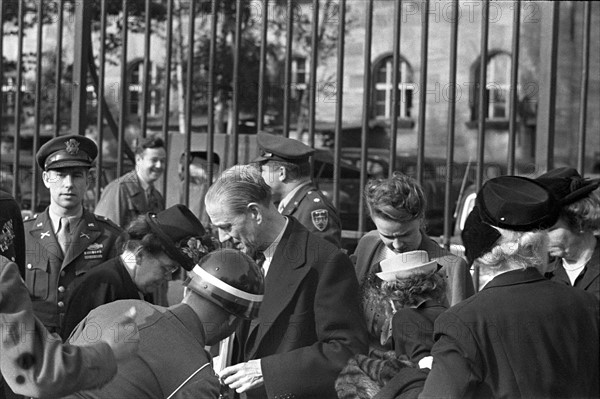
top-left (184, 249), bottom-right (264, 319)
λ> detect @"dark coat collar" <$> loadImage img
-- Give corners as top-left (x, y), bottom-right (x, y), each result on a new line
top-left (482, 268), bottom-right (545, 291)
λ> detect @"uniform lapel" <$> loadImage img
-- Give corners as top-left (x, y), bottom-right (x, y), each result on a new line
top-left (280, 184), bottom-right (310, 216)
top-left (62, 211), bottom-right (102, 269)
top-left (28, 210), bottom-right (62, 261)
top-left (246, 219), bottom-right (310, 358)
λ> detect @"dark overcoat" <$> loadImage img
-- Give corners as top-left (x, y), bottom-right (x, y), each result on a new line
top-left (0, 190), bottom-right (25, 275)
top-left (62, 257), bottom-right (141, 339)
top-left (242, 217), bottom-right (368, 399)
top-left (420, 268), bottom-right (600, 399)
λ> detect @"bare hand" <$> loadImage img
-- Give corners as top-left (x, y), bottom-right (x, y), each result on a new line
top-left (218, 359), bottom-right (264, 393)
top-left (102, 307), bottom-right (139, 362)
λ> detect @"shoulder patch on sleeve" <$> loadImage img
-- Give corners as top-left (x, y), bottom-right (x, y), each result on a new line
top-left (311, 209), bottom-right (329, 231)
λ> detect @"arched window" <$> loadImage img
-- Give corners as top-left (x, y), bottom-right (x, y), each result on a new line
top-left (127, 59), bottom-right (163, 118)
top-left (372, 54), bottom-right (414, 120)
top-left (469, 50), bottom-right (512, 125)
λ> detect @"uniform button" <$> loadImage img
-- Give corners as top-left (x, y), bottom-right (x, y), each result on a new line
top-left (57, 301), bottom-right (64, 308)
top-left (11, 257), bottom-right (15, 261)
top-left (58, 286), bottom-right (65, 293)
top-left (27, 264), bottom-right (32, 269)
top-left (60, 271), bottom-right (66, 277)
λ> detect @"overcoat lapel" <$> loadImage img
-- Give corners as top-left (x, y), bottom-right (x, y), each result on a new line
top-left (246, 219), bottom-right (310, 359)
top-left (123, 172), bottom-right (148, 210)
top-left (578, 242), bottom-right (600, 290)
top-left (62, 211), bottom-right (102, 269)
top-left (28, 210), bottom-right (62, 261)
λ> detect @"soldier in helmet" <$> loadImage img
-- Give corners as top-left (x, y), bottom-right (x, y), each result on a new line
top-left (254, 132), bottom-right (342, 247)
top-left (63, 249), bottom-right (264, 399)
top-left (23, 134), bottom-right (122, 336)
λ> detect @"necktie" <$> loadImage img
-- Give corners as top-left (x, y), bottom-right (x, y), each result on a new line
top-left (56, 217), bottom-right (71, 256)
top-left (146, 185), bottom-right (161, 212)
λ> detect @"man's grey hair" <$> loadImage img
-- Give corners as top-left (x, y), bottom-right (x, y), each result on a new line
top-left (205, 164), bottom-right (272, 214)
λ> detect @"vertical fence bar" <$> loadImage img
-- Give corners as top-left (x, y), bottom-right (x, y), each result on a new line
top-left (257, 0), bottom-right (268, 134)
top-left (358, 0), bottom-right (374, 235)
top-left (161, 0), bottom-right (174, 196)
top-left (333, 0), bottom-right (346, 210)
top-left (207, 0), bottom-right (217, 183)
top-left (0, 1), bottom-right (4, 142)
top-left (183, 0), bottom-right (196, 206)
top-left (443, 0), bottom-right (459, 251)
top-left (231, 0), bottom-right (242, 164)
top-left (507, 0), bottom-right (521, 175)
top-left (308, 0), bottom-right (318, 149)
top-left (389, 0), bottom-right (401, 178)
top-left (72, 1), bottom-right (92, 136)
top-left (475, 0), bottom-right (489, 191)
top-left (140, 0), bottom-right (152, 137)
top-left (416, 0), bottom-right (429, 185)
top-left (95, 0), bottom-right (108, 206)
top-left (282, 0), bottom-right (293, 138)
top-left (12, 0), bottom-right (25, 199)
top-left (32, 0), bottom-right (44, 211)
top-left (53, 0), bottom-right (64, 137)
top-left (117, 0), bottom-right (129, 178)
top-left (535, 1), bottom-right (559, 173)
top-left (577, 1), bottom-right (591, 175)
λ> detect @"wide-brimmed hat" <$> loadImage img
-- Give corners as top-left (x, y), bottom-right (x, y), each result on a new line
top-left (145, 204), bottom-right (206, 271)
top-left (376, 250), bottom-right (437, 281)
top-left (536, 167), bottom-right (600, 206)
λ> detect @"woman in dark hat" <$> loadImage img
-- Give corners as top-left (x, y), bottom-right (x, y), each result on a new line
top-left (537, 167), bottom-right (600, 299)
top-left (62, 204), bottom-right (215, 339)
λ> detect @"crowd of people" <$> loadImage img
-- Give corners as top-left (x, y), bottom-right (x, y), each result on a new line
top-left (1, 131), bottom-right (599, 399)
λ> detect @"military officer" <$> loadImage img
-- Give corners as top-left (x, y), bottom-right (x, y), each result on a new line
top-left (254, 132), bottom-right (342, 247)
top-left (23, 134), bottom-right (122, 335)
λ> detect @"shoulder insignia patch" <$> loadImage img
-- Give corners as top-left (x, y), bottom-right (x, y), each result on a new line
top-left (311, 209), bottom-right (329, 231)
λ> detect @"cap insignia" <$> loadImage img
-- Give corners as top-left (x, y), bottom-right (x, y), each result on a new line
top-left (65, 139), bottom-right (80, 155)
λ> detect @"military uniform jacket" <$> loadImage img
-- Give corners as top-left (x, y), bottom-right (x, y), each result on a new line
top-left (0, 191), bottom-right (25, 275)
top-left (421, 268), bottom-right (600, 399)
top-left (353, 231), bottom-right (475, 306)
top-left (280, 184), bottom-right (342, 247)
top-left (65, 300), bottom-right (220, 399)
top-left (62, 257), bottom-right (141, 339)
top-left (23, 208), bottom-right (122, 334)
top-left (545, 237), bottom-right (599, 301)
top-left (0, 257), bottom-right (118, 398)
top-left (95, 170), bottom-right (165, 228)
top-left (242, 217), bottom-right (368, 399)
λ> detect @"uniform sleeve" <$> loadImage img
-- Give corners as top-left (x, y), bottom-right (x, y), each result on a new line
top-left (419, 311), bottom-right (481, 399)
top-left (295, 192), bottom-right (342, 247)
top-left (0, 258), bottom-right (118, 398)
top-left (94, 182), bottom-right (123, 227)
top-left (260, 251), bottom-right (369, 398)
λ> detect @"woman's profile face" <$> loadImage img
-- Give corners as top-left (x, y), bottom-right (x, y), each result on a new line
top-left (546, 217), bottom-right (580, 259)
top-left (134, 251), bottom-right (178, 293)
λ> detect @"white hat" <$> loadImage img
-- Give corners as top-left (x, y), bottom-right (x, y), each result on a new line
top-left (376, 250), bottom-right (437, 282)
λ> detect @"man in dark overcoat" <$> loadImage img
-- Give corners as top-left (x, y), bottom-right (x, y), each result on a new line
top-left (208, 165), bottom-right (368, 399)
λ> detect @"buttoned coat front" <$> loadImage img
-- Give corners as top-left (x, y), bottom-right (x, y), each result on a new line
top-left (242, 218), bottom-right (368, 399)
top-left (23, 209), bottom-right (122, 334)
top-left (420, 268), bottom-right (600, 399)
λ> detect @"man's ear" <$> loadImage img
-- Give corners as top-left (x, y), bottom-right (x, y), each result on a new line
top-left (278, 166), bottom-right (287, 182)
top-left (42, 171), bottom-right (51, 188)
top-left (247, 202), bottom-right (263, 224)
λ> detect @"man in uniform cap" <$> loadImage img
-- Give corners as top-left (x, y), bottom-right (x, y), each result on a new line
top-left (23, 134), bottom-right (122, 336)
top-left (63, 249), bottom-right (264, 399)
top-left (254, 132), bottom-right (342, 247)
top-left (413, 175), bottom-right (599, 398)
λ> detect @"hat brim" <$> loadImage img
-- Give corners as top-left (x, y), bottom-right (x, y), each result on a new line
top-left (45, 160), bottom-right (93, 170)
top-left (145, 213), bottom-right (195, 271)
top-left (376, 260), bottom-right (437, 282)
